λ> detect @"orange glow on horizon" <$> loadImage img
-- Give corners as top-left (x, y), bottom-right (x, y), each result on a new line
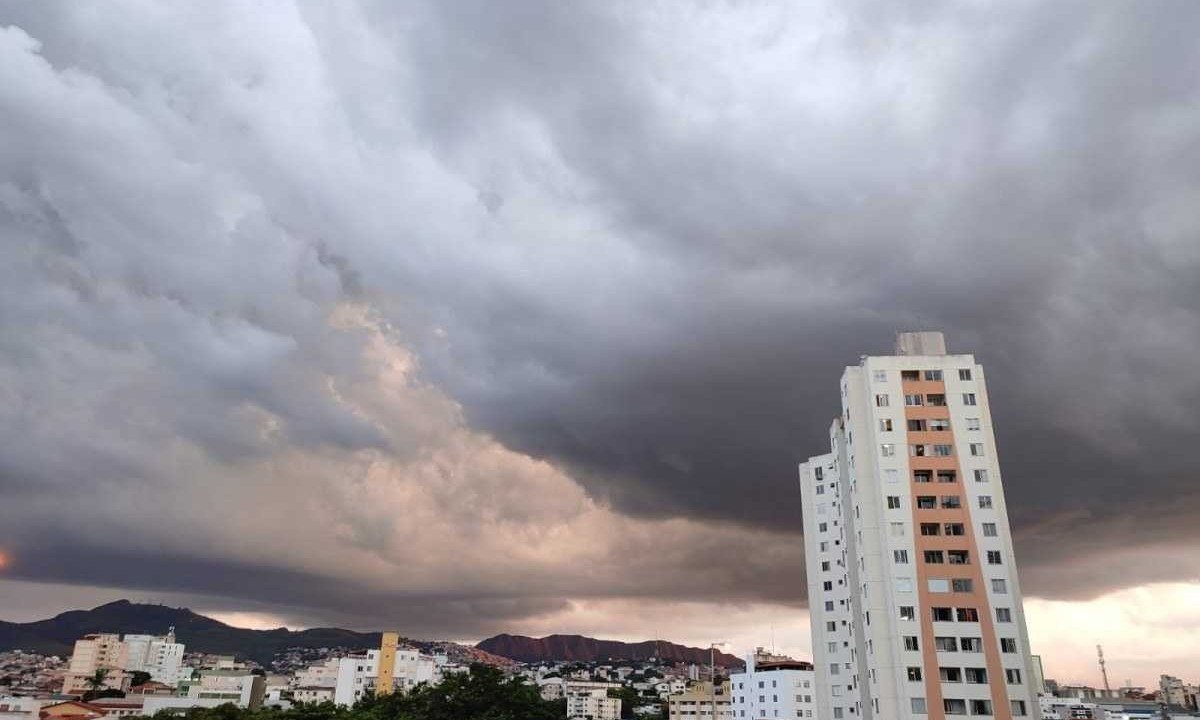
top-left (0, 550), bottom-right (9, 569)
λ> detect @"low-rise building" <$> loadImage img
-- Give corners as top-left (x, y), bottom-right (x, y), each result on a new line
top-left (728, 652), bottom-right (816, 720)
top-left (667, 681), bottom-right (733, 720)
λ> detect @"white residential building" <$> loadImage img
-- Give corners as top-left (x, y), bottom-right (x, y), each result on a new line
top-left (566, 681), bottom-right (622, 720)
top-left (331, 647), bottom-right (438, 706)
top-left (800, 332), bottom-right (1038, 720)
top-left (729, 653), bottom-right (817, 720)
top-left (121, 631), bottom-right (185, 684)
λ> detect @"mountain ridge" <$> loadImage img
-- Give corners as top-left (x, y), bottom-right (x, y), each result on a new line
top-left (0, 600), bottom-right (511, 666)
top-left (475, 632), bottom-right (744, 668)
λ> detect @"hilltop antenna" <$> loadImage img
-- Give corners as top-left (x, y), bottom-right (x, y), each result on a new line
top-left (1097, 644), bottom-right (1111, 693)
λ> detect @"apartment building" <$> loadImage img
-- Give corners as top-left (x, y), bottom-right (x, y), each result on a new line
top-left (63, 635), bottom-right (128, 695)
top-left (728, 652), bottom-right (817, 719)
top-left (667, 681), bottom-right (734, 720)
top-left (800, 332), bottom-right (1037, 720)
top-left (565, 681), bottom-right (622, 720)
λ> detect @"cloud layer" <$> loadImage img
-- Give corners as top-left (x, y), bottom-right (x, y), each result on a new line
top-left (2, 0), bottom-right (1200, 667)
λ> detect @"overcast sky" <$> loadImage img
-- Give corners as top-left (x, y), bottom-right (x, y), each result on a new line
top-left (2, 0), bottom-right (1199, 687)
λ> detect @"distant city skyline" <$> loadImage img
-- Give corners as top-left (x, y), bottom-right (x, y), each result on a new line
top-left (2, 0), bottom-right (1200, 700)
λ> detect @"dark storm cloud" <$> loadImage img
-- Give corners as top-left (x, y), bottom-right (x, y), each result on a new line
top-left (1, 0), bottom-right (1199, 637)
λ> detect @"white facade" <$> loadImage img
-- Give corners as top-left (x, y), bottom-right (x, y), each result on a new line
top-left (122, 632), bottom-right (185, 684)
top-left (332, 648), bottom-right (439, 706)
top-left (800, 333), bottom-right (1038, 720)
top-left (729, 655), bottom-right (817, 719)
top-left (295, 658), bottom-right (341, 689)
top-left (0, 696), bottom-right (45, 720)
top-left (667, 682), bottom-right (734, 720)
top-left (566, 681), bottom-right (622, 720)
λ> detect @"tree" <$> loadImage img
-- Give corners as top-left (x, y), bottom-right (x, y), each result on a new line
top-left (357, 664), bottom-right (563, 720)
top-left (607, 686), bottom-right (640, 719)
top-left (85, 668), bottom-right (110, 694)
top-left (129, 671), bottom-right (152, 687)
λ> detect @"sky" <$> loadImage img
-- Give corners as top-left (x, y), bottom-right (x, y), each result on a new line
top-left (1, 0), bottom-right (1199, 688)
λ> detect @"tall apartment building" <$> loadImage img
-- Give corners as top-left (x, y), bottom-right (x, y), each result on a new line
top-left (800, 332), bottom-right (1037, 720)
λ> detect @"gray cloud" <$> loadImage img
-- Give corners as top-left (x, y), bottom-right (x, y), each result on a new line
top-left (1, 0), bottom-right (1199, 639)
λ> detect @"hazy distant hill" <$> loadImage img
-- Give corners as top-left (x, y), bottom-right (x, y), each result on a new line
top-left (0, 600), bottom-right (508, 667)
top-left (476, 633), bottom-right (744, 668)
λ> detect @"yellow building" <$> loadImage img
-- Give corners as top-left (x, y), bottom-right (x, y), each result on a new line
top-left (376, 632), bottom-right (398, 696)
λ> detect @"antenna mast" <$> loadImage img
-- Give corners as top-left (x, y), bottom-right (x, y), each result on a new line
top-left (1097, 644), bottom-right (1111, 693)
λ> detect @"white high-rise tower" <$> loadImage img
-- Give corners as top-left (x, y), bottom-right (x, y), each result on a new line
top-left (800, 332), bottom-right (1037, 720)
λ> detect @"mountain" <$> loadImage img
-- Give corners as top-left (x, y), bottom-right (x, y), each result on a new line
top-left (476, 633), bottom-right (744, 668)
top-left (0, 600), bottom-right (509, 667)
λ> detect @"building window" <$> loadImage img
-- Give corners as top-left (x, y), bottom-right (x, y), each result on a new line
top-left (879, 418), bottom-right (893, 432)
top-left (956, 608), bottom-right (979, 622)
top-left (937, 470), bottom-right (957, 483)
top-left (899, 606), bottom-right (915, 620)
top-left (907, 418), bottom-right (927, 432)
top-left (886, 495), bottom-right (902, 509)
top-left (884, 469), bottom-right (899, 483)
top-left (927, 393), bottom-right (946, 406)
top-left (818, 522), bottom-right (828, 532)
top-left (896, 577), bottom-right (914, 592)
top-left (889, 522), bottom-right (907, 537)
top-left (1011, 700), bottom-right (1028, 716)
top-left (929, 418), bottom-right (951, 431)
top-left (826, 621), bottom-right (836, 631)
top-left (947, 550), bottom-right (970, 564)
top-left (911, 444), bottom-right (927, 457)
top-left (903, 636), bottom-right (920, 651)
top-left (823, 581), bottom-right (833, 591)
top-left (932, 444), bottom-right (953, 457)
top-left (969, 700), bottom-right (992, 716)
top-left (924, 369), bottom-right (943, 381)
top-left (875, 394), bottom-right (890, 407)
top-left (907, 667), bottom-right (922, 681)
top-left (904, 393), bottom-right (924, 407)
top-left (902, 370), bottom-right (920, 381)
top-left (1006, 669), bottom-right (1023, 684)
top-left (881, 443), bottom-right (896, 457)
top-left (872, 370), bottom-right (887, 383)
top-left (962, 393), bottom-right (977, 406)
top-left (991, 579), bottom-right (1008, 594)
top-left (973, 469), bottom-right (988, 483)
top-left (965, 418), bottom-right (981, 431)
top-left (996, 608), bottom-right (1012, 622)
top-left (952, 578), bottom-right (973, 592)
top-left (894, 549), bottom-right (909, 564)
top-left (924, 550), bottom-right (945, 564)
top-left (934, 636), bottom-right (958, 652)
top-left (960, 637), bottom-right (982, 652)
top-left (928, 578), bottom-right (950, 593)
top-left (939, 667), bottom-right (962, 683)
top-left (945, 523), bottom-right (965, 536)
top-left (914, 470), bottom-right (933, 483)
top-left (1000, 638), bottom-right (1018, 653)
top-left (911, 698), bottom-right (927, 714)
top-left (931, 607), bottom-right (953, 622)
top-left (987, 551), bottom-right (1002, 565)
top-left (917, 495), bottom-right (936, 509)
top-left (959, 368), bottom-right (972, 380)
top-left (978, 495), bottom-right (993, 509)
top-left (941, 496), bottom-right (962, 509)
top-left (824, 600), bottom-right (834, 611)
top-left (969, 443), bottom-right (985, 457)
top-left (943, 699), bottom-right (967, 715)
top-left (920, 523), bottom-right (941, 536)
top-left (982, 522), bottom-right (997, 537)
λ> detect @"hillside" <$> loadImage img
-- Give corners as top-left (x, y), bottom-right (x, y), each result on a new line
top-left (0, 601), bottom-right (509, 667)
top-left (476, 633), bottom-right (744, 668)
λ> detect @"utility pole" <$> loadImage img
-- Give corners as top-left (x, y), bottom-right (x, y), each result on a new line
top-left (1097, 644), bottom-right (1111, 695)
